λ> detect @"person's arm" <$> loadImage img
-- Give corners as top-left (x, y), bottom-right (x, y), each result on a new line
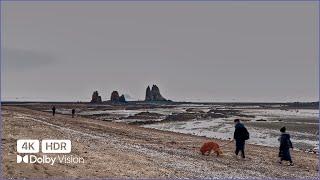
top-left (288, 135), bottom-right (293, 149)
top-left (234, 129), bottom-right (238, 140)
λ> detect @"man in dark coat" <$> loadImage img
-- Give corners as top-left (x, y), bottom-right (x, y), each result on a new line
top-left (233, 119), bottom-right (249, 159)
top-left (52, 106), bottom-right (56, 116)
top-left (278, 126), bottom-right (293, 166)
top-left (72, 109), bottom-right (75, 118)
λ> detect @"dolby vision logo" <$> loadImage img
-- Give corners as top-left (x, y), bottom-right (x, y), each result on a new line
top-left (17, 155), bottom-right (29, 163)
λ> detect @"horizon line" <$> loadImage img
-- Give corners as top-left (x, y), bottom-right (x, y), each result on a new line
top-left (1, 100), bottom-right (318, 104)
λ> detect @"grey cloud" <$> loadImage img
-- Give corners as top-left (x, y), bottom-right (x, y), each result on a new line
top-left (3, 48), bottom-right (56, 70)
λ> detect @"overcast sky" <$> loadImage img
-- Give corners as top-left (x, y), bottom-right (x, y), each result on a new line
top-left (1, 1), bottom-right (318, 102)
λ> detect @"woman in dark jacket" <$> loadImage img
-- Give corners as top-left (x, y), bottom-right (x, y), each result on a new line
top-left (278, 126), bottom-right (293, 166)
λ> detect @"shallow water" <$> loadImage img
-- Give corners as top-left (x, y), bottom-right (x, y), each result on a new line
top-left (144, 106), bottom-right (319, 150)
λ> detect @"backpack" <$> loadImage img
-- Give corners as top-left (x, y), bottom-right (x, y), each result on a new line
top-left (243, 127), bottom-right (250, 140)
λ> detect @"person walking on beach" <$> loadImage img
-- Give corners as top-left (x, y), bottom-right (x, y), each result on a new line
top-left (233, 119), bottom-right (249, 159)
top-left (52, 106), bottom-right (56, 116)
top-left (72, 109), bottom-right (75, 118)
top-left (278, 126), bottom-right (294, 166)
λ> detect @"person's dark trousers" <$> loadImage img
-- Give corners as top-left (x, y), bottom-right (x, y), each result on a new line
top-left (235, 140), bottom-right (245, 158)
top-left (280, 148), bottom-right (292, 163)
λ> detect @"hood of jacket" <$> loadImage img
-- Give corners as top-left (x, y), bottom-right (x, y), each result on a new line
top-left (235, 122), bottom-right (245, 129)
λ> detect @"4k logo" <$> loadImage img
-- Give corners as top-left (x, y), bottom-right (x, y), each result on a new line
top-left (17, 140), bottom-right (39, 153)
top-left (16, 155), bottom-right (29, 163)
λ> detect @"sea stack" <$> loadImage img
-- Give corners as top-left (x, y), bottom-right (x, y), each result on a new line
top-left (145, 86), bottom-right (152, 101)
top-left (110, 91), bottom-right (126, 103)
top-left (119, 95), bottom-right (126, 103)
top-left (110, 91), bottom-right (120, 103)
top-left (90, 91), bottom-right (102, 103)
top-left (145, 85), bottom-right (167, 101)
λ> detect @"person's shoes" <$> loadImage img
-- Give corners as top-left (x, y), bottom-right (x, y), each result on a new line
top-left (289, 162), bottom-right (294, 166)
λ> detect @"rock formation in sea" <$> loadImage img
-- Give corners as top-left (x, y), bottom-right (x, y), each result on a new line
top-left (119, 94), bottom-right (126, 103)
top-left (151, 85), bottom-right (166, 101)
top-left (110, 91), bottom-right (127, 103)
top-left (145, 86), bottom-right (152, 101)
top-left (90, 91), bottom-right (102, 103)
top-left (145, 85), bottom-right (167, 101)
top-left (110, 91), bottom-right (120, 103)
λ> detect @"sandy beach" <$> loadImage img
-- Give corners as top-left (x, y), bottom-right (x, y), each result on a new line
top-left (2, 105), bottom-right (318, 179)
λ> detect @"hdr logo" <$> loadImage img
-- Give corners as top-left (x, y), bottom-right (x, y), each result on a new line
top-left (16, 155), bottom-right (29, 163)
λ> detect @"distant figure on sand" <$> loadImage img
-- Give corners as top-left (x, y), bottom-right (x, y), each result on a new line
top-left (52, 106), bottom-right (56, 116)
top-left (233, 119), bottom-right (250, 159)
top-left (278, 126), bottom-right (294, 166)
top-left (72, 109), bottom-right (75, 118)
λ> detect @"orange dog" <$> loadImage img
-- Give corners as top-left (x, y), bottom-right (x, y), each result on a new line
top-left (200, 141), bottom-right (223, 156)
